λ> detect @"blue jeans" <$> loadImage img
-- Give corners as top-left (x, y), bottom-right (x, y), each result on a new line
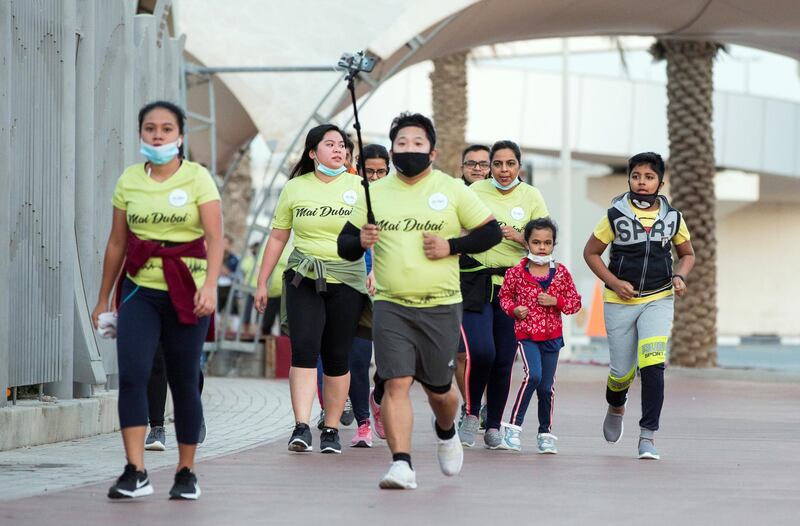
top-left (508, 339), bottom-right (560, 433)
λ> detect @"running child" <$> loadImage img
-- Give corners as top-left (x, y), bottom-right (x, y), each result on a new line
top-left (498, 218), bottom-right (581, 453)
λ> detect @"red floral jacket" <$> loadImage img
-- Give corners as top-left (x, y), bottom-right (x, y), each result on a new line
top-left (498, 259), bottom-right (582, 341)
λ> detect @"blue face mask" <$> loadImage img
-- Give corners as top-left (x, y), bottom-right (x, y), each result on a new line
top-left (316, 161), bottom-right (347, 177)
top-left (140, 139), bottom-right (180, 165)
top-left (491, 176), bottom-right (521, 191)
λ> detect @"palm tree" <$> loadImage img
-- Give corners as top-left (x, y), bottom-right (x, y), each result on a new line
top-left (430, 51), bottom-right (468, 178)
top-left (650, 40), bottom-right (723, 367)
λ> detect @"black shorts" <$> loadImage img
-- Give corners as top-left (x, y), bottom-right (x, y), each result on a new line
top-left (373, 301), bottom-right (462, 387)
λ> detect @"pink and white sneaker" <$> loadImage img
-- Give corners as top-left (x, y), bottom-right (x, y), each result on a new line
top-left (370, 389), bottom-right (386, 439)
top-left (350, 422), bottom-right (373, 448)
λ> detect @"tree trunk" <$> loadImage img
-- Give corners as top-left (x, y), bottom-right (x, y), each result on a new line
top-left (651, 40), bottom-right (720, 367)
top-left (430, 51), bottom-right (468, 178)
top-left (220, 148), bottom-right (253, 254)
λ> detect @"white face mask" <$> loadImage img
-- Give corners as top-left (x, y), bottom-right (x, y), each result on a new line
top-left (527, 253), bottom-right (553, 266)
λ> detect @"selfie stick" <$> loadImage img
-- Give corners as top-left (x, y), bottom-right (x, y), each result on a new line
top-left (343, 64), bottom-right (376, 224)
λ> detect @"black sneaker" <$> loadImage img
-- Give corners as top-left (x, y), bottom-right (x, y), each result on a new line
top-left (288, 423), bottom-right (313, 452)
top-left (320, 427), bottom-right (342, 454)
top-left (169, 467), bottom-right (201, 500)
top-left (108, 463), bottom-right (153, 499)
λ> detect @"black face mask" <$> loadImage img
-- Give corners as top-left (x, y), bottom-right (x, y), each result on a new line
top-left (392, 152), bottom-right (431, 178)
top-left (629, 189), bottom-right (658, 209)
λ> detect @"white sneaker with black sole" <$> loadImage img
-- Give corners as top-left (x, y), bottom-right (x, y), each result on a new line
top-left (107, 464), bottom-right (154, 499)
top-left (379, 461), bottom-right (417, 490)
top-left (169, 467), bottom-right (201, 500)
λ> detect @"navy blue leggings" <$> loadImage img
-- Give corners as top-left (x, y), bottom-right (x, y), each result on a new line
top-left (117, 279), bottom-right (209, 444)
top-left (349, 337), bottom-right (372, 424)
top-left (463, 296), bottom-right (517, 430)
top-left (316, 338), bottom-right (373, 424)
top-left (508, 340), bottom-right (560, 433)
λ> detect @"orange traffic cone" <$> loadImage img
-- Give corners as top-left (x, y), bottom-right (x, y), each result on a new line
top-left (586, 280), bottom-right (607, 338)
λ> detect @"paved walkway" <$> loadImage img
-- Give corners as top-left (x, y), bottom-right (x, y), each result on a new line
top-left (0, 377), bottom-right (297, 500)
top-left (1, 364), bottom-right (799, 525)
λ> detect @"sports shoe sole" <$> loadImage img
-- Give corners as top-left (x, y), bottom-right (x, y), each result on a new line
top-left (169, 487), bottom-right (201, 500)
top-left (638, 451), bottom-right (660, 460)
top-left (319, 446), bottom-right (342, 454)
top-left (538, 448), bottom-right (558, 455)
top-left (288, 439), bottom-right (312, 452)
top-left (379, 476), bottom-right (417, 490)
top-left (350, 439), bottom-right (372, 448)
top-left (144, 441), bottom-right (165, 452)
top-left (108, 484), bottom-right (154, 499)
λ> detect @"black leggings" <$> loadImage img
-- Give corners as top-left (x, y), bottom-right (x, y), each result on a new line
top-left (147, 344), bottom-right (205, 428)
top-left (117, 279), bottom-right (210, 444)
top-left (284, 270), bottom-right (364, 376)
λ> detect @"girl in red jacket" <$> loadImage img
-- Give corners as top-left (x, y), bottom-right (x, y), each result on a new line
top-left (498, 218), bottom-right (581, 453)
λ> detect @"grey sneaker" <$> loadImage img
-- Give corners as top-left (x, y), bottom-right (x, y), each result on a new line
top-left (499, 425), bottom-right (521, 451)
top-left (638, 437), bottom-right (660, 460)
top-left (537, 433), bottom-right (558, 454)
top-left (479, 404), bottom-right (488, 430)
top-left (484, 428), bottom-right (503, 449)
top-left (458, 415), bottom-right (479, 447)
top-left (603, 407), bottom-right (624, 444)
top-left (144, 426), bottom-right (166, 451)
top-left (340, 398), bottom-right (355, 427)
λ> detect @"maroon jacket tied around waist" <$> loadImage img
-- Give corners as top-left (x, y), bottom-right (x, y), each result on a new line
top-left (116, 232), bottom-right (207, 325)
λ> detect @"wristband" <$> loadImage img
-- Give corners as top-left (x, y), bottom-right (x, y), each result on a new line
top-left (673, 274), bottom-right (686, 284)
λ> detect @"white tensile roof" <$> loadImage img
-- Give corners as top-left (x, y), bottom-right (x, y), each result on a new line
top-left (175, 0), bottom-right (800, 164)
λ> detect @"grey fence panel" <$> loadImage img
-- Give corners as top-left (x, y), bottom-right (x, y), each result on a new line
top-left (80, 0), bottom-right (137, 379)
top-left (133, 15), bottom-right (157, 112)
top-left (7, 0), bottom-right (77, 388)
top-left (0, 0), bottom-right (182, 398)
top-left (164, 35), bottom-right (185, 104)
top-left (0, 1), bottom-right (12, 406)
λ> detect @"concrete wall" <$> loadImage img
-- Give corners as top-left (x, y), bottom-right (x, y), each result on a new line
top-left (717, 202), bottom-right (800, 336)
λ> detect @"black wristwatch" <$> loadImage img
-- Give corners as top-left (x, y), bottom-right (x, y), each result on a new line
top-left (673, 274), bottom-right (686, 283)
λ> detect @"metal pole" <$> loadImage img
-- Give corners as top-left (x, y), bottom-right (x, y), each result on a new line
top-left (208, 74), bottom-right (217, 178)
top-left (560, 38), bottom-right (574, 359)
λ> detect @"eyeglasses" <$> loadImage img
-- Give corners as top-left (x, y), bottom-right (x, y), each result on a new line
top-left (463, 161), bottom-right (490, 169)
top-left (365, 168), bottom-right (388, 177)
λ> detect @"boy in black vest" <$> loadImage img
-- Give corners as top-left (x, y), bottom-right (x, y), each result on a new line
top-left (583, 152), bottom-right (695, 460)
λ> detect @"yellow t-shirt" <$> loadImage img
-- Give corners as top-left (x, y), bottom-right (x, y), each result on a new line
top-left (593, 201), bottom-right (690, 305)
top-left (470, 179), bottom-right (549, 284)
top-left (112, 161), bottom-right (220, 290)
top-left (271, 172), bottom-right (364, 283)
top-left (240, 240), bottom-right (292, 297)
top-left (350, 170), bottom-right (492, 307)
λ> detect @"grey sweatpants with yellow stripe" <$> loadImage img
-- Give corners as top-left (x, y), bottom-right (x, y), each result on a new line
top-left (604, 296), bottom-right (673, 432)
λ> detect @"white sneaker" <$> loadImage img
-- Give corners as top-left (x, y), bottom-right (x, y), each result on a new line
top-left (379, 461), bottom-right (417, 489)
top-left (432, 416), bottom-right (464, 477)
